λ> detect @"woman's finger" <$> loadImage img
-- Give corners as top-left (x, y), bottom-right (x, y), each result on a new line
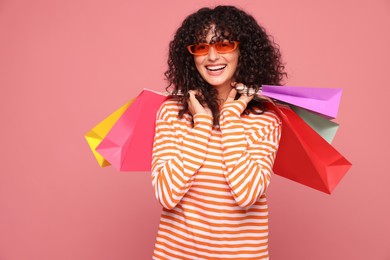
top-left (231, 83), bottom-right (255, 105)
top-left (226, 88), bottom-right (237, 103)
top-left (238, 93), bottom-right (254, 104)
top-left (188, 90), bottom-right (210, 116)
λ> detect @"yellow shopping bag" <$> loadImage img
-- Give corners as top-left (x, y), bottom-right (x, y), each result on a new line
top-left (85, 100), bottom-right (134, 167)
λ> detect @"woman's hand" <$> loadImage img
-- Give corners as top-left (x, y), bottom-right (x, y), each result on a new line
top-left (227, 82), bottom-right (254, 105)
top-left (188, 90), bottom-right (212, 116)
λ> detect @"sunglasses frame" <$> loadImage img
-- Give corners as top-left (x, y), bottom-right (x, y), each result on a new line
top-left (187, 41), bottom-right (240, 56)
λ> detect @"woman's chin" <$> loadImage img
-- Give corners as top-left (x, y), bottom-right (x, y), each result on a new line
top-left (207, 80), bottom-right (232, 89)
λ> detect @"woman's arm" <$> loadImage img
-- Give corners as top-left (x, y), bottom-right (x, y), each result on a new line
top-left (151, 102), bottom-right (213, 210)
top-left (219, 100), bottom-right (281, 208)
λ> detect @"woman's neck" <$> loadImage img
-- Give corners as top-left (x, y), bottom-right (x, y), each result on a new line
top-left (216, 84), bottom-right (234, 103)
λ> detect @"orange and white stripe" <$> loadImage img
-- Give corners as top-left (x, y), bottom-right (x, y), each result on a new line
top-left (152, 99), bottom-right (281, 260)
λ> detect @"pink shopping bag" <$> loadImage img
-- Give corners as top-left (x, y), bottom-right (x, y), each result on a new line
top-left (96, 89), bottom-right (169, 171)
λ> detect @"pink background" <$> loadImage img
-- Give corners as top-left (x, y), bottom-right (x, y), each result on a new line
top-left (1, 0), bottom-right (389, 259)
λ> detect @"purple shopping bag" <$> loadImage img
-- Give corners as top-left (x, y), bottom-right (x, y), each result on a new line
top-left (262, 85), bottom-right (343, 119)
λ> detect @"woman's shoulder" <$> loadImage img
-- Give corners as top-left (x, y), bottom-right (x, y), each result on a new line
top-left (262, 110), bottom-right (281, 125)
top-left (156, 97), bottom-right (185, 121)
top-left (243, 108), bottom-right (281, 129)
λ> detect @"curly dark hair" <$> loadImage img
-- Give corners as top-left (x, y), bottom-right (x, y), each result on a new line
top-left (165, 5), bottom-right (287, 126)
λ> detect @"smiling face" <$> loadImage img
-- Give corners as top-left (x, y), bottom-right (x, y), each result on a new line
top-left (193, 26), bottom-right (239, 91)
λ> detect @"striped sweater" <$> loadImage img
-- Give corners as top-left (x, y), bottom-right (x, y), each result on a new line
top-left (151, 99), bottom-right (281, 260)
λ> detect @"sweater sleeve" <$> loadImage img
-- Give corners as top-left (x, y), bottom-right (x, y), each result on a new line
top-left (151, 103), bottom-right (213, 210)
top-left (219, 100), bottom-right (281, 208)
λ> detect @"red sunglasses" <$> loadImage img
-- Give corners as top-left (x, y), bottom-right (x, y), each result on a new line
top-left (187, 41), bottom-right (239, 56)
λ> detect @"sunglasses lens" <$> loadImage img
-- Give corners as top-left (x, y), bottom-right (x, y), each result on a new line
top-left (190, 44), bottom-right (209, 55)
top-left (214, 42), bottom-right (236, 52)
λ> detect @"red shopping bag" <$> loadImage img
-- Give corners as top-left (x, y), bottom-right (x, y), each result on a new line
top-left (269, 102), bottom-right (351, 194)
top-left (96, 89), bottom-right (169, 171)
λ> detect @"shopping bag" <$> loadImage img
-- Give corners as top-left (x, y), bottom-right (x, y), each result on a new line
top-left (269, 102), bottom-right (351, 194)
top-left (96, 89), bottom-right (169, 171)
top-left (85, 100), bottom-right (134, 167)
top-left (262, 85), bottom-right (343, 118)
top-left (290, 105), bottom-right (339, 144)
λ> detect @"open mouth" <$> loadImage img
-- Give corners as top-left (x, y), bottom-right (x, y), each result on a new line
top-left (206, 65), bottom-right (227, 71)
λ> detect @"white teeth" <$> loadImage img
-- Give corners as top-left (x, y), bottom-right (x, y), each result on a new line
top-left (206, 65), bottom-right (226, 71)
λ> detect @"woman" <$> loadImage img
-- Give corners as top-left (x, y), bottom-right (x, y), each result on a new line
top-left (151, 5), bottom-right (286, 260)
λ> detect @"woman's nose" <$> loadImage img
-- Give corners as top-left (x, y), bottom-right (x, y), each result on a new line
top-left (207, 46), bottom-right (220, 61)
